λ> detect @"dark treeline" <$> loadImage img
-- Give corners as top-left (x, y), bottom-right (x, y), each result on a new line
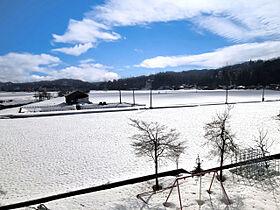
top-left (0, 79), bottom-right (99, 92)
top-left (1, 58), bottom-right (280, 91)
top-left (101, 58), bottom-right (280, 90)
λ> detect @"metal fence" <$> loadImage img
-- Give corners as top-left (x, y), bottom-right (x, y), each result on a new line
top-left (230, 148), bottom-right (280, 180)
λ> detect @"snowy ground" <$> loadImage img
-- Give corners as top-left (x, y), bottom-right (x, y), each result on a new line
top-left (88, 89), bottom-right (280, 107)
top-left (0, 92), bottom-right (36, 106)
top-left (0, 90), bottom-right (280, 209)
top-left (36, 172), bottom-right (280, 210)
top-left (1, 89), bottom-right (279, 115)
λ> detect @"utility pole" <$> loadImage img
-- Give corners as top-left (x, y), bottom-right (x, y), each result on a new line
top-left (146, 79), bottom-right (153, 109)
top-left (262, 86), bottom-right (265, 102)
top-left (225, 87), bottom-right (228, 104)
top-left (132, 88), bottom-right (135, 106)
top-left (150, 88), bottom-right (153, 109)
top-left (119, 89), bottom-right (122, 104)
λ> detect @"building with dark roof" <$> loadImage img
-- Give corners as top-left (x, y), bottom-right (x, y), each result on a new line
top-left (65, 91), bottom-right (89, 105)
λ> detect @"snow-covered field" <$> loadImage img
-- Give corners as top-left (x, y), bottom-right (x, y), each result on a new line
top-left (0, 90), bottom-right (280, 209)
top-left (1, 89), bottom-right (279, 115)
top-left (89, 89), bottom-right (280, 106)
top-left (0, 92), bottom-right (36, 106)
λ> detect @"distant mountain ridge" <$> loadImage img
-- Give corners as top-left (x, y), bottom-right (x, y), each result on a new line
top-left (0, 79), bottom-right (99, 92)
top-left (1, 58), bottom-right (280, 91)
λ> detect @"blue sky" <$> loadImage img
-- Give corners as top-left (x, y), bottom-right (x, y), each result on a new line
top-left (1, 0), bottom-right (280, 82)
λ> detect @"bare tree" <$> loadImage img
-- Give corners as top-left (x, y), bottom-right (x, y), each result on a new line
top-left (168, 142), bottom-right (186, 170)
top-left (129, 119), bottom-right (186, 190)
top-left (34, 88), bottom-right (51, 101)
top-left (252, 129), bottom-right (275, 168)
top-left (204, 106), bottom-right (238, 181)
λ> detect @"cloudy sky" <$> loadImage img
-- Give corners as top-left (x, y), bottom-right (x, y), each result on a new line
top-left (0, 0), bottom-right (280, 82)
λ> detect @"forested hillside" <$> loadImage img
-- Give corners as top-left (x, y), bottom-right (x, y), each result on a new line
top-left (1, 58), bottom-right (280, 91)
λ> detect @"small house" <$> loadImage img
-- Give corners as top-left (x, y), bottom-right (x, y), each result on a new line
top-left (65, 91), bottom-right (89, 105)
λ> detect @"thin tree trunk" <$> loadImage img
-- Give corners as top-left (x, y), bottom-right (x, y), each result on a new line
top-left (154, 143), bottom-right (159, 190)
top-left (220, 150), bottom-right (224, 180)
top-left (220, 123), bottom-right (225, 181)
top-left (220, 136), bottom-right (225, 180)
top-left (155, 158), bottom-right (159, 189)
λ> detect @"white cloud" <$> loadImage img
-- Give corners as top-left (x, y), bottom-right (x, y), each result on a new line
top-left (52, 18), bottom-right (121, 44)
top-left (52, 18), bottom-right (121, 56)
top-left (0, 52), bottom-right (119, 83)
top-left (80, 58), bottom-right (95, 64)
top-left (52, 43), bottom-right (94, 56)
top-left (53, 0), bottom-right (280, 56)
top-left (92, 0), bottom-right (201, 25)
top-left (53, 63), bottom-right (119, 82)
top-left (79, 62), bottom-right (113, 69)
top-left (138, 41), bottom-right (280, 68)
top-left (0, 53), bottom-right (61, 82)
top-left (193, 16), bottom-right (250, 42)
top-left (134, 48), bottom-right (143, 53)
top-left (90, 0), bottom-right (280, 42)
